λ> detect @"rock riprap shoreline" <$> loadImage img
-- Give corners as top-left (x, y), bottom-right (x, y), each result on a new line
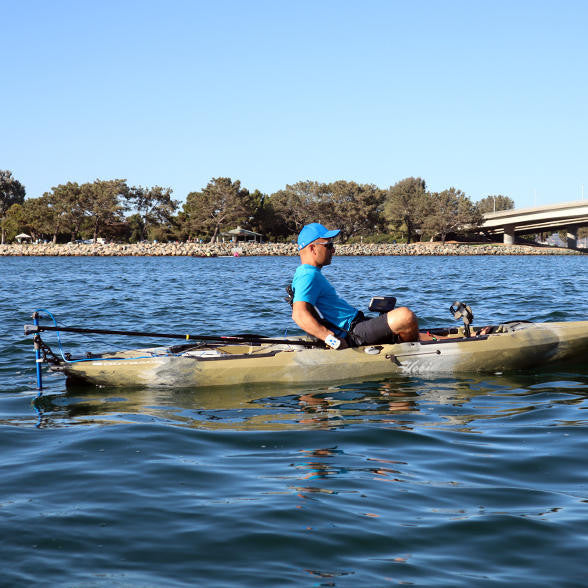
top-left (1, 242), bottom-right (584, 256)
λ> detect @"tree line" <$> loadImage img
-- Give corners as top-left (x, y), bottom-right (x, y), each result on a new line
top-left (1, 169), bottom-right (517, 245)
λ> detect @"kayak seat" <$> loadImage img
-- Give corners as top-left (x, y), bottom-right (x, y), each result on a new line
top-left (284, 285), bottom-right (345, 335)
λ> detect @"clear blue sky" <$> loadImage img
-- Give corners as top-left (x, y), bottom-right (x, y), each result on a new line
top-left (2, 0), bottom-right (587, 209)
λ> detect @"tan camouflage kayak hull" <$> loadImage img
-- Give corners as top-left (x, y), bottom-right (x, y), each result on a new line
top-left (53, 321), bottom-right (588, 388)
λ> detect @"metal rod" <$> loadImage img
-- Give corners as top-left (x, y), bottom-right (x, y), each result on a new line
top-left (24, 323), bottom-right (322, 348)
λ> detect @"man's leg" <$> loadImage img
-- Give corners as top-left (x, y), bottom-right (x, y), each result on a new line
top-left (348, 308), bottom-right (419, 346)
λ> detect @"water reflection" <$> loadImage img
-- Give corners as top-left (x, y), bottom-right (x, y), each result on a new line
top-left (297, 448), bottom-right (345, 480)
top-left (23, 370), bottom-right (588, 431)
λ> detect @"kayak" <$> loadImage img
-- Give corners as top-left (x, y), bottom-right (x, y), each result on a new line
top-left (45, 320), bottom-right (588, 388)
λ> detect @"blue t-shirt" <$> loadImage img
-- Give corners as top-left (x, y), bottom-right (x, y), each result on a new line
top-left (292, 264), bottom-right (358, 336)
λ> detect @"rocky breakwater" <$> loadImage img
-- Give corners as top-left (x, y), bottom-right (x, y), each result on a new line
top-left (333, 242), bottom-right (584, 256)
top-left (0, 241), bottom-right (584, 256)
top-left (0, 242), bottom-right (245, 257)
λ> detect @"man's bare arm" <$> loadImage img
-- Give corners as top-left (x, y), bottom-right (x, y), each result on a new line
top-left (292, 301), bottom-right (334, 342)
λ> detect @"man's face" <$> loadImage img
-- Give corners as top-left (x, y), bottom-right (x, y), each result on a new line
top-left (311, 238), bottom-right (335, 266)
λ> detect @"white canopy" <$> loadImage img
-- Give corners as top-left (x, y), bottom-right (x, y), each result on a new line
top-left (222, 226), bottom-right (263, 242)
top-left (226, 226), bottom-right (262, 236)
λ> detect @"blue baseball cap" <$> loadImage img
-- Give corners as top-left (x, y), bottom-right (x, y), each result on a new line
top-left (297, 223), bottom-right (340, 250)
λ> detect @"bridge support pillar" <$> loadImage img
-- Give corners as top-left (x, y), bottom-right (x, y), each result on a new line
top-left (566, 227), bottom-right (578, 249)
top-left (503, 225), bottom-right (515, 245)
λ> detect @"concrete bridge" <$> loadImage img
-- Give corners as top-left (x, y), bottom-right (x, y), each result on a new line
top-left (481, 200), bottom-right (588, 247)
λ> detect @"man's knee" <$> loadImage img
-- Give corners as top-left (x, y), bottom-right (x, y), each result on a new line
top-left (386, 307), bottom-right (419, 342)
top-left (387, 306), bottom-right (417, 330)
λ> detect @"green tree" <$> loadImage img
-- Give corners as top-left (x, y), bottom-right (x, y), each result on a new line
top-left (81, 179), bottom-right (128, 242)
top-left (266, 190), bottom-right (304, 237)
top-left (126, 214), bottom-right (145, 243)
top-left (43, 189), bottom-right (67, 243)
top-left (41, 182), bottom-right (85, 243)
top-left (0, 170), bottom-right (26, 244)
top-left (50, 182), bottom-right (86, 242)
top-left (126, 185), bottom-right (178, 241)
top-left (319, 181), bottom-right (385, 240)
top-left (476, 194), bottom-right (515, 214)
top-left (423, 188), bottom-right (482, 243)
top-left (247, 193), bottom-right (289, 241)
top-left (247, 190), bottom-right (280, 239)
top-left (383, 177), bottom-right (428, 243)
top-left (183, 177), bottom-right (253, 243)
top-left (4, 197), bottom-right (51, 241)
top-left (3, 203), bottom-right (31, 241)
top-left (264, 180), bottom-right (386, 241)
top-left (267, 181), bottom-right (326, 238)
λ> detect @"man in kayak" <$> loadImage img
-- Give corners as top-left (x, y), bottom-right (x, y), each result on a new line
top-left (291, 223), bottom-right (419, 349)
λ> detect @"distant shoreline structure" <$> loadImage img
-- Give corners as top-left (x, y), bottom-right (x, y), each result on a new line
top-left (1, 242), bottom-right (584, 257)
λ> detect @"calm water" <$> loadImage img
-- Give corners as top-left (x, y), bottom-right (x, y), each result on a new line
top-left (1, 254), bottom-right (587, 586)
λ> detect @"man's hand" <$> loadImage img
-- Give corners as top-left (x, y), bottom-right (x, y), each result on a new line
top-left (325, 334), bottom-right (341, 349)
top-left (325, 335), bottom-right (348, 350)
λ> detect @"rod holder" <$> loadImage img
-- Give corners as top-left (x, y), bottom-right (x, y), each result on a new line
top-left (32, 312), bottom-right (43, 390)
top-left (449, 301), bottom-right (473, 338)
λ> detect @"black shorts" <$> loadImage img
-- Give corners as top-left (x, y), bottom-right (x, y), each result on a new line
top-left (347, 312), bottom-right (395, 347)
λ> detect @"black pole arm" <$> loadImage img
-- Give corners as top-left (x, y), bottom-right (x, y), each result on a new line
top-left (23, 323), bottom-right (323, 348)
